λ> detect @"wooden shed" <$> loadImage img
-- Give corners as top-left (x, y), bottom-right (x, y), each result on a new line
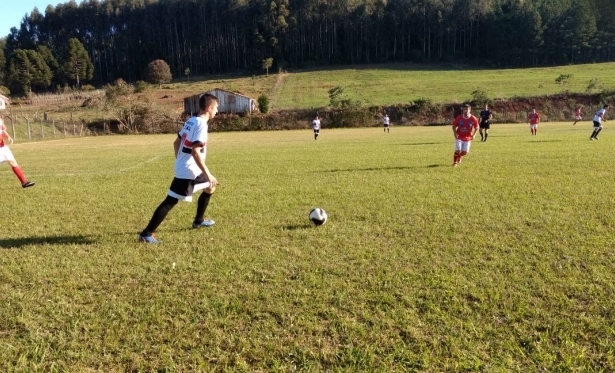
top-left (0, 94), bottom-right (9, 111)
top-left (184, 89), bottom-right (256, 115)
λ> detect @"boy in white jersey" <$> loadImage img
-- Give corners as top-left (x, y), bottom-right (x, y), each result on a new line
top-left (590, 104), bottom-right (610, 140)
top-left (139, 94), bottom-right (219, 244)
top-left (383, 113), bottom-right (390, 133)
top-left (312, 115), bottom-right (321, 140)
top-left (0, 115), bottom-right (35, 188)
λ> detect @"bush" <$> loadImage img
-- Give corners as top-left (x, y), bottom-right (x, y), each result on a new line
top-left (81, 84), bottom-right (95, 91)
top-left (0, 86), bottom-right (10, 95)
top-left (134, 80), bottom-right (149, 93)
top-left (471, 90), bottom-right (490, 106)
top-left (258, 94), bottom-right (269, 114)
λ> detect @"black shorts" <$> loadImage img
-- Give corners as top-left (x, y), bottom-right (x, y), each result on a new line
top-left (313, 129), bottom-right (320, 134)
top-left (593, 121), bottom-right (602, 128)
top-left (168, 173), bottom-right (210, 202)
top-left (480, 121), bottom-right (491, 129)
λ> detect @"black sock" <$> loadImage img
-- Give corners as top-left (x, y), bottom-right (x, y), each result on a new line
top-left (195, 192), bottom-right (213, 222)
top-left (591, 130), bottom-right (598, 138)
top-left (484, 133), bottom-right (488, 141)
top-left (142, 195), bottom-right (178, 235)
top-left (595, 128), bottom-right (602, 138)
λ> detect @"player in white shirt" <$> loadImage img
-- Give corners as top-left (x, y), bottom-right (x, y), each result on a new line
top-left (590, 104), bottom-right (610, 140)
top-left (383, 114), bottom-right (390, 133)
top-left (139, 94), bottom-right (219, 244)
top-left (312, 116), bottom-right (321, 140)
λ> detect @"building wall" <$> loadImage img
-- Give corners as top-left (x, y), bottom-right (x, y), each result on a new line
top-left (184, 90), bottom-right (254, 115)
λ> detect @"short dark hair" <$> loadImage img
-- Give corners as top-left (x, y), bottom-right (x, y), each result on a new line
top-left (604, 104), bottom-right (611, 109)
top-left (462, 104), bottom-right (470, 109)
top-left (199, 93), bottom-right (219, 110)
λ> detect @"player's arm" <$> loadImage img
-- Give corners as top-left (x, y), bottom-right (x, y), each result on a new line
top-left (191, 144), bottom-right (218, 187)
top-left (0, 127), bottom-right (13, 144)
top-left (173, 135), bottom-right (181, 158)
top-left (471, 117), bottom-right (479, 138)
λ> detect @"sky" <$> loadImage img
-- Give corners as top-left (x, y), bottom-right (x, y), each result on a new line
top-left (0, 0), bottom-right (82, 38)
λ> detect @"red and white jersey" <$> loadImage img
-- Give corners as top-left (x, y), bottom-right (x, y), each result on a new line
top-left (452, 114), bottom-right (479, 141)
top-left (175, 116), bottom-right (208, 179)
top-left (528, 113), bottom-right (540, 124)
top-left (575, 108), bottom-right (582, 116)
top-left (312, 119), bottom-right (320, 130)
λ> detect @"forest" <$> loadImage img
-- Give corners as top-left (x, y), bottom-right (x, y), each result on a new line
top-left (0, 0), bottom-right (614, 95)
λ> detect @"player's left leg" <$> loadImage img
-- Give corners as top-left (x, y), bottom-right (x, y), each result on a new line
top-left (192, 175), bottom-right (216, 228)
top-left (3, 151), bottom-right (34, 188)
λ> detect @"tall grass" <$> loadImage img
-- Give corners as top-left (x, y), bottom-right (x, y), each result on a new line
top-left (1, 122), bottom-right (614, 371)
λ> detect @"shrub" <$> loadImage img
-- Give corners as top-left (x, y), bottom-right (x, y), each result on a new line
top-left (258, 94), bottom-right (269, 114)
top-left (134, 80), bottom-right (149, 93)
top-left (0, 86), bottom-right (10, 95)
top-left (81, 84), bottom-right (95, 91)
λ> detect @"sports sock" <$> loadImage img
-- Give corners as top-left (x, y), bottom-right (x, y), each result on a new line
top-left (12, 166), bottom-right (27, 184)
top-left (480, 133), bottom-right (484, 141)
top-left (195, 192), bottom-right (213, 222)
top-left (590, 130), bottom-right (598, 138)
top-left (142, 195), bottom-right (178, 235)
top-left (484, 133), bottom-right (488, 141)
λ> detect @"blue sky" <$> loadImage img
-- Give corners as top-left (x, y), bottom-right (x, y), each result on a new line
top-left (0, 0), bottom-right (81, 38)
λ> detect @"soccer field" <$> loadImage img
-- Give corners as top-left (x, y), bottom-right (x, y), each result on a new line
top-left (2, 123), bottom-right (615, 371)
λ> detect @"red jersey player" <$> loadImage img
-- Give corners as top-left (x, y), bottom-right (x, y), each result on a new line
top-left (573, 107), bottom-right (582, 125)
top-left (0, 116), bottom-right (35, 188)
top-left (451, 104), bottom-right (479, 167)
top-left (528, 108), bottom-right (540, 135)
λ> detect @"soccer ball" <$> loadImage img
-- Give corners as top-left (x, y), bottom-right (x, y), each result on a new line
top-left (309, 208), bottom-right (328, 226)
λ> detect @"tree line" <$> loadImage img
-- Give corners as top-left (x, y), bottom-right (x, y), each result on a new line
top-left (1, 0), bottom-right (614, 95)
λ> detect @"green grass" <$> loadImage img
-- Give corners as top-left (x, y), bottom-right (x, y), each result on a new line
top-left (273, 62), bottom-right (615, 108)
top-left (2, 122), bottom-right (615, 371)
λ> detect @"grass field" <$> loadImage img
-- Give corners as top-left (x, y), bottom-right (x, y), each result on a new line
top-left (2, 122), bottom-right (615, 371)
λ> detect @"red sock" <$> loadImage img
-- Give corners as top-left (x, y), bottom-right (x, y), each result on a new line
top-left (12, 166), bottom-right (27, 184)
top-left (453, 154), bottom-right (460, 164)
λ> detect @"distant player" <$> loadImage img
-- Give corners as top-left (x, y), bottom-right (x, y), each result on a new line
top-left (527, 108), bottom-right (540, 136)
top-left (0, 115), bottom-right (35, 188)
top-left (312, 115), bottom-right (321, 140)
top-left (139, 93), bottom-right (220, 244)
top-left (479, 104), bottom-right (492, 142)
top-left (383, 113), bottom-right (390, 133)
top-left (451, 104), bottom-right (479, 167)
top-left (590, 104), bottom-right (610, 140)
top-left (572, 107), bottom-right (582, 125)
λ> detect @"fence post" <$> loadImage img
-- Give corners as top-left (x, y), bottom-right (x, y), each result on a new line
top-left (71, 112), bottom-right (75, 136)
top-left (9, 116), bottom-right (16, 140)
top-left (25, 114), bottom-right (31, 140)
top-left (80, 119), bottom-right (84, 136)
top-left (52, 119), bottom-right (56, 138)
top-left (63, 120), bottom-right (67, 137)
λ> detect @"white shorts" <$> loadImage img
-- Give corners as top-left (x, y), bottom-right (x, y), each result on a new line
top-left (0, 146), bottom-right (15, 163)
top-left (455, 139), bottom-right (472, 153)
top-left (575, 115), bottom-right (582, 120)
top-left (530, 124), bottom-right (538, 129)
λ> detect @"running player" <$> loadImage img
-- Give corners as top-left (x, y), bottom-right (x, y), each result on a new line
top-left (0, 115), bottom-right (35, 188)
top-left (590, 104), bottom-right (610, 140)
top-left (451, 104), bottom-right (479, 167)
top-left (572, 107), bottom-right (582, 125)
top-left (139, 93), bottom-right (220, 244)
top-left (312, 115), bottom-right (321, 140)
top-left (479, 104), bottom-right (492, 142)
top-left (527, 108), bottom-right (540, 136)
top-left (383, 113), bottom-right (390, 133)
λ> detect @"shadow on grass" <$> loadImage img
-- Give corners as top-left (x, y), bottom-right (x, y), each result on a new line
top-left (321, 166), bottom-right (417, 173)
top-left (282, 224), bottom-right (313, 230)
top-left (396, 142), bottom-right (445, 146)
top-left (527, 139), bottom-right (564, 143)
top-left (0, 235), bottom-right (94, 249)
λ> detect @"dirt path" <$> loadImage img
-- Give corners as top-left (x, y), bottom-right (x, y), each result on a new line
top-left (269, 73), bottom-right (289, 110)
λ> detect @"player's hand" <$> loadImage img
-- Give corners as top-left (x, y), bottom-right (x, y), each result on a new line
top-left (208, 174), bottom-right (218, 187)
top-left (7, 137), bottom-right (13, 145)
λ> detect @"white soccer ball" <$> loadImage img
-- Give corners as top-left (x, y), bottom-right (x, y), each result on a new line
top-left (309, 208), bottom-right (328, 226)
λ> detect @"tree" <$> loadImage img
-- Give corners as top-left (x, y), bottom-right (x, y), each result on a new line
top-left (62, 38), bottom-right (94, 89)
top-left (262, 58), bottom-right (273, 76)
top-left (257, 94), bottom-right (269, 113)
top-left (147, 59), bottom-right (172, 88)
top-left (7, 49), bottom-right (52, 94)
